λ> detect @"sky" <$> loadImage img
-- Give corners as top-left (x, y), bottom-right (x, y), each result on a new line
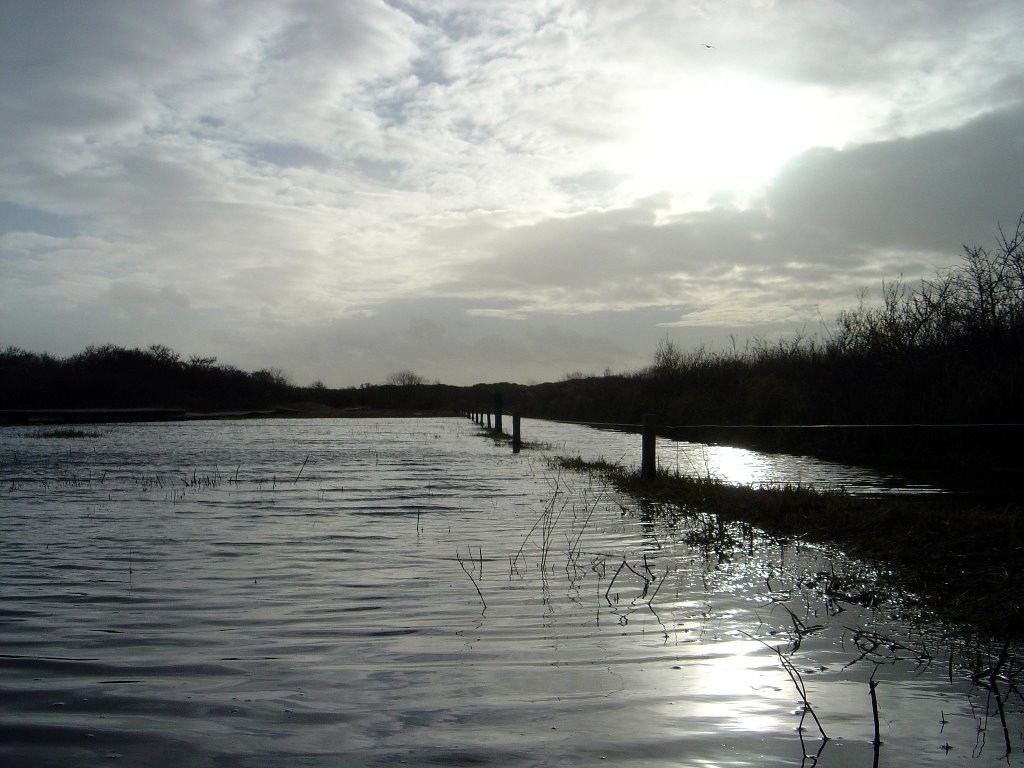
top-left (2, 0), bottom-right (1023, 387)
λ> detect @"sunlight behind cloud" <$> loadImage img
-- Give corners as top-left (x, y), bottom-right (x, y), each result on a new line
top-left (619, 75), bottom-right (865, 208)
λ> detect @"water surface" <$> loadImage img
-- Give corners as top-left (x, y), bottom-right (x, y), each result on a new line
top-left (1, 418), bottom-right (1017, 766)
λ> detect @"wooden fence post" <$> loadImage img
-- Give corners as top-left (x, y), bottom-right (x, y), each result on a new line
top-left (512, 413), bottom-right (521, 453)
top-left (641, 413), bottom-right (657, 481)
top-left (494, 392), bottom-right (503, 434)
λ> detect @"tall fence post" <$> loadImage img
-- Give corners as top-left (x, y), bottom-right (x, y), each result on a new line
top-left (512, 413), bottom-right (521, 453)
top-left (641, 413), bottom-right (657, 481)
top-left (487, 412), bottom-right (492, 430)
top-left (494, 392), bottom-right (503, 434)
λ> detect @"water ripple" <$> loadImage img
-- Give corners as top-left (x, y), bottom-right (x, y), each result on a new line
top-left (0, 417), bottom-right (1015, 766)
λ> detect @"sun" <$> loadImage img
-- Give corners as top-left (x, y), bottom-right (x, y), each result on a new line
top-left (617, 73), bottom-right (847, 208)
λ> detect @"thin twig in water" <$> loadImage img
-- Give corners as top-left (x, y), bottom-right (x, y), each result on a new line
top-left (604, 557), bottom-right (653, 605)
top-left (511, 475), bottom-right (567, 576)
top-left (779, 603), bottom-right (825, 653)
top-left (869, 670), bottom-right (882, 746)
top-left (295, 454), bottom-right (309, 482)
top-left (744, 631), bottom-right (828, 742)
top-left (566, 486), bottom-right (605, 565)
top-left (456, 549), bottom-right (487, 614)
top-left (647, 567), bottom-right (669, 606)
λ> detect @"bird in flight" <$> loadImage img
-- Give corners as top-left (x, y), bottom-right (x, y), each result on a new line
top-left (701, 43), bottom-right (714, 49)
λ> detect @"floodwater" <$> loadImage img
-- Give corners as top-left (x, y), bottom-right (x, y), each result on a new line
top-left (517, 418), bottom-right (943, 495)
top-left (1, 417), bottom-right (1019, 767)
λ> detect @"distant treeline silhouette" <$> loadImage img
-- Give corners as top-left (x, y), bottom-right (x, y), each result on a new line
top-left (0, 344), bottom-right (296, 412)
top-left (0, 341), bottom-right (476, 416)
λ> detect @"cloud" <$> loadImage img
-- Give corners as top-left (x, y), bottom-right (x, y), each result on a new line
top-left (426, 100), bottom-right (1024, 333)
top-left (766, 102), bottom-right (1024, 252)
top-left (2, 0), bottom-right (1023, 385)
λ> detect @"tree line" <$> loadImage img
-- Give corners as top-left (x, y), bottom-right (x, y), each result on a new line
top-left (0, 344), bottom-right (295, 412)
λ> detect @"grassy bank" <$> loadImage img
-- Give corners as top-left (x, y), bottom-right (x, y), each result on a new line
top-left (559, 456), bottom-right (1024, 639)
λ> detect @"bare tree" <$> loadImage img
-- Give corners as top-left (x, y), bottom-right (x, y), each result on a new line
top-left (385, 369), bottom-right (426, 386)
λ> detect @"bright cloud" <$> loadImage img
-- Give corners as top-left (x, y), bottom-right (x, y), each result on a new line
top-left (2, 0), bottom-right (1023, 385)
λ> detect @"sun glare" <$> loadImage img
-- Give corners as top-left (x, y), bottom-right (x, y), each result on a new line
top-left (619, 75), bottom-right (843, 207)
top-left (686, 639), bottom-right (790, 733)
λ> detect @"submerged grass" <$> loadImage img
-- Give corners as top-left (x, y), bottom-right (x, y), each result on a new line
top-left (557, 456), bottom-right (1024, 639)
top-left (26, 428), bottom-right (103, 439)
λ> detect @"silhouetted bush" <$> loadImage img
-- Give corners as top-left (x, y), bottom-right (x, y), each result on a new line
top-left (0, 344), bottom-right (294, 411)
top-left (385, 369), bottom-right (427, 386)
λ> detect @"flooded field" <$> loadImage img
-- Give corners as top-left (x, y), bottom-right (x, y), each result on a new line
top-left (1, 417), bottom-right (1020, 766)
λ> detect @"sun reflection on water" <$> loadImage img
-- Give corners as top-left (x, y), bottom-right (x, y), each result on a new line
top-left (682, 639), bottom-right (792, 734)
top-left (700, 445), bottom-right (772, 487)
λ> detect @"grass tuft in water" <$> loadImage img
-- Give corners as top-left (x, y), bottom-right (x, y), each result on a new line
top-left (26, 428), bottom-right (102, 439)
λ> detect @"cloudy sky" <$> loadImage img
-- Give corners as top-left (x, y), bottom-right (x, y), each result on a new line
top-left (2, 1), bottom-right (1023, 386)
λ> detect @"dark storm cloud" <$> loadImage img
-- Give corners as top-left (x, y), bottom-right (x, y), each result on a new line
top-left (766, 103), bottom-right (1024, 252)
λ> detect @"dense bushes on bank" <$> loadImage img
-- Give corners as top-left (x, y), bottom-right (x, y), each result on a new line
top-left (0, 343), bottom-right (468, 415)
top-left (0, 344), bottom-right (295, 411)
top-left (573, 213), bottom-right (1024, 428)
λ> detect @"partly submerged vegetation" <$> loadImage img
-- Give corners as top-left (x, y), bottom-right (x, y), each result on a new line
top-left (559, 455), bottom-right (1024, 639)
top-left (25, 428), bottom-right (103, 439)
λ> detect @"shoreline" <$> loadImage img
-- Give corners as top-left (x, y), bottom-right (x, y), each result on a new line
top-left (0, 404), bottom-right (461, 425)
top-left (556, 455), bottom-right (1024, 640)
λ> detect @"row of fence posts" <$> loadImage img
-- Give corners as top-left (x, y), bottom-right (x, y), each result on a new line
top-left (464, 393), bottom-right (658, 480)
top-left (465, 393), bottom-right (522, 454)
